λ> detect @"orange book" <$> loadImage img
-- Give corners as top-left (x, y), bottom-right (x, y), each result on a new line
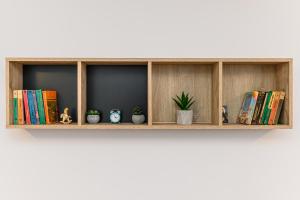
top-left (43, 91), bottom-right (49, 124)
top-left (17, 90), bottom-right (25, 125)
top-left (43, 91), bottom-right (57, 124)
top-left (268, 91), bottom-right (280, 125)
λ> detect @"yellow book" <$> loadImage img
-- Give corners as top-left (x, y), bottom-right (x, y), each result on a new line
top-left (17, 90), bottom-right (24, 125)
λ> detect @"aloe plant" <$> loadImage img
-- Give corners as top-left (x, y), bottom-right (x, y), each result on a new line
top-left (172, 92), bottom-right (195, 110)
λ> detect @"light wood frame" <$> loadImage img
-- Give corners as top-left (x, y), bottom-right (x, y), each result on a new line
top-left (6, 58), bottom-right (293, 130)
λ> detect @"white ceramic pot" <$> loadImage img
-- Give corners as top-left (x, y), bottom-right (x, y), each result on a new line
top-left (176, 110), bottom-right (193, 125)
top-left (132, 114), bottom-right (145, 124)
top-left (87, 115), bottom-right (100, 124)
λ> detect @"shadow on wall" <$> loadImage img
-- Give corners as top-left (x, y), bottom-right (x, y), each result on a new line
top-left (23, 129), bottom-right (274, 142)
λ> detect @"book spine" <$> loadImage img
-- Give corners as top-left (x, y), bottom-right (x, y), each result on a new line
top-left (245, 91), bottom-right (259, 124)
top-left (17, 90), bottom-right (24, 125)
top-left (43, 91), bottom-right (50, 124)
top-left (36, 90), bottom-right (46, 124)
top-left (263, 92), bottom-right (275, 125)
top-left (23, 90), bottom-right (31, 124)
top-left (13, 90), bottom-right (18, 125)
top-left (32, 91), bottom-right (40, 124)
top-left (268, 91), bottom-right (280, 125)
top-left (27, 90), bottom-right (37, 125)
top-left (274, 91), bottom-right (286, 125)
top-left (46, 91), bottom-right (58, 124)
top-left (259, 92), bottom-right (271, 125)
top-left (251, 91), bottom-right (266, 125)
top-left (237, 92), bottom-right (250, 124)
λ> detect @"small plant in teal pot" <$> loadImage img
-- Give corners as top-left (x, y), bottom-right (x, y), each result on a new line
top-left (86, 109), bottom-right (101, 124)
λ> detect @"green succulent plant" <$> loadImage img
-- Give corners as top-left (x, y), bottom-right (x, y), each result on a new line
top-left (132, 106), bottom-right (143, 115)
top-left (172, 91), bottom-right (195, 110)
top-left (86, 109), bottom-right (100, 115)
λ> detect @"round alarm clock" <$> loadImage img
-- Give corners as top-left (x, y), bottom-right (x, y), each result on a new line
top-left (110, 109), bottom-right (121, 123)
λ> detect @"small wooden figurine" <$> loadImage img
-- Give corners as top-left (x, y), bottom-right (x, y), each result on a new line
top-left (60, 107), bottom-right (72, 124)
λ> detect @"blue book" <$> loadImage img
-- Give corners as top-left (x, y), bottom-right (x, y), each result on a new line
top-left (27, 90), bottom-right (37, 125)
top-left (32, 90), bottom-right (40, 124)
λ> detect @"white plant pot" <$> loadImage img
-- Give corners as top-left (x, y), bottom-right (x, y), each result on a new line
top-left (176, 110), bottom-right (193, 125)
top-left (132, 114), bottom-right (145, 124)
top-left (87, 115), bottom-right (100, 124)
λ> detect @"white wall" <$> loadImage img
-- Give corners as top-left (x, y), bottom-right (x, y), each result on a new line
top-left (0, 0), bottom-right (299, 199)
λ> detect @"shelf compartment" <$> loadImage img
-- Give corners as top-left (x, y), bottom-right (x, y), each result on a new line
top-left (7, 61), bottom-right (78, 125)
top-left (84, 63), bottom-right (148, 123)
top-left (152, 62), bottom-right (221, 125)
top-left (222, 61), bottom-right (291, 126)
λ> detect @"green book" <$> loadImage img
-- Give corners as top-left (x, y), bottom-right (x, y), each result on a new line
top-left (261, 92), bottom-right (272, 125)
top-left (13, 90), bottom-right (18, 125)
top-left (263, 92), bottom-right (275, 125)
top-left (35, 90), bottom-right (46, 124)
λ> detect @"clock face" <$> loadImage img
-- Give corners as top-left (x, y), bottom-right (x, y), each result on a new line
top-left (110, 110), bottom-right (121, 123)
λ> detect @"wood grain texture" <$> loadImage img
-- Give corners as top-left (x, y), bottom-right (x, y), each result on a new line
top-left (276, 62), bottom-right (291, 125)
top-left (223, 63), bottom-right (290, 125)
top-left (6, 57), bottom-right (292, 63)
top-left (152, 63), bottom-right (213, 123)
top-left (212, 62), bottom-right (222, 125)
top-left (77, 62), bottom-right (87, 125)
top-left (147, 61), bottom-right (153, 125)
top-left (7, 61), bottom-right (23, 125)
top-left (6, 123), bottom-right (291, 130)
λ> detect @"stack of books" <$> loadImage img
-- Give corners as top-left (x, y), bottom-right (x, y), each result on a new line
top-left (238, 91), bottom-right (285, 125)
top-left (13, 90), bottom-right (58, 125)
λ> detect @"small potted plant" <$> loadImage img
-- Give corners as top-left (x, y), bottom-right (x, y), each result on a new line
top-left (132, 106), bottom-right (145, 124)
top-left (86, 109), bottom-right (100, 124)
top-left (172, 92), bottom-right (195, 125)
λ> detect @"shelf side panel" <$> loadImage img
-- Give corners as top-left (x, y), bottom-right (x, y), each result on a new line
top-left (6, 61), bottom-right (23, 125)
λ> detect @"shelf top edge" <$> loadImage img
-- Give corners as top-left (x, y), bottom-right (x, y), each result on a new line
top-left (6, 57), bottom-right (293, 63)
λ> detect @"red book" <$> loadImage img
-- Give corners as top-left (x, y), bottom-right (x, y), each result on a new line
top-left (22, 90), bottom-right (31, 124)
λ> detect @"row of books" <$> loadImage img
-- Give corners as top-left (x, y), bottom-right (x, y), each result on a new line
top-left (13, 90), bottom-right (58, 125)
top-left (238, 91), bottom-right (285, 125)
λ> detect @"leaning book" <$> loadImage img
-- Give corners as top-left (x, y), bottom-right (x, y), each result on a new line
top-left (238, 91), bottom-right (259, 125)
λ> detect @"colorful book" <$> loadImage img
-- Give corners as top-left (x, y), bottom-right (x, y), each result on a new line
top-left (238, 91), bottom-right (259, 125)
top-left (32, 91), bottom-right (40, 124)
top-left (268, 91), bottom-right (281, 125)
top-left (17, 90), bottom-right (24, 125)
top-left (263, 92), bottom-right (276, 125)
top-left (23, 90), bottom-right (31, 124)
top-left (13, 90), bottom-right (18, 125)
top-left (43, 91), bottom-right (57, 124)
top-left (251, 91), bottom-right (266, 125)
top-left (27, 90), bottom-right (37, 125)
top-left (259, 91), bottom-right (272, 125)
top-left (36, 90), bottom-right (46, 124)
top-left (274, 91), bottom-right (286, 125)
top-left (43, 91), bottom-right (49, 124)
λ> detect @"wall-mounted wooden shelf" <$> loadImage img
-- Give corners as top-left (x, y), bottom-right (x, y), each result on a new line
top-left (6, 58), bottom-right (293, 130)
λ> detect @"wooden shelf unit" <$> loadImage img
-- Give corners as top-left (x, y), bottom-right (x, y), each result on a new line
top-left (6, 58), bottom-right (293, 130)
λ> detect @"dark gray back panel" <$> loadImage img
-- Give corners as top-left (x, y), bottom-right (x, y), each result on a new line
top-left (87, 65), bottom-right (147, 123)
top-left (23, 65), bottom-right (78, 122)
